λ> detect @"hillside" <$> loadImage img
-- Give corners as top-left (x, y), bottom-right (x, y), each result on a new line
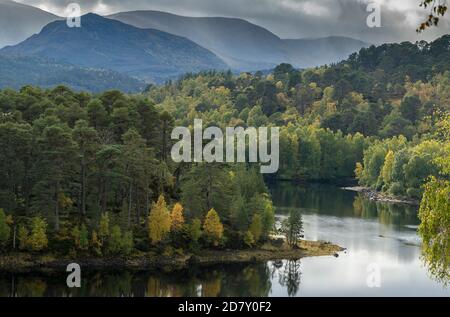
top-left (0, 54), bottom-right (145, 92)
top-left (1, 13), bottom-right (227, 83)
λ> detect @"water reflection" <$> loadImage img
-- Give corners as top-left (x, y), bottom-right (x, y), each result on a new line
top-left (0, 262), bottom-right (288, 297)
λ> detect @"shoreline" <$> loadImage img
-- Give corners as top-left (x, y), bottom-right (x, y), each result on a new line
top-left (0, 240), bottom-right (344, 273)
top-left (342, 186), bottom-right (420, 206)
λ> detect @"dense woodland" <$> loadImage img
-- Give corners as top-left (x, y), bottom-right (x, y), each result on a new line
top-left (0, 37), bottom-right (448, 278)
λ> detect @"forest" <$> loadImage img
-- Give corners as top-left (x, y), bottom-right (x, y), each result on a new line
top-left (0, 36), bottom-right (448, 279)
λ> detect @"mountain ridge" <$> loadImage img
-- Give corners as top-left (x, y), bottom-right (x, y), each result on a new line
top-left (1, 13), bottom-right (228, 83)
top-left (109, 10), bottom-right (370, 70)
top-left (0, 0), bottom-right (60, 48)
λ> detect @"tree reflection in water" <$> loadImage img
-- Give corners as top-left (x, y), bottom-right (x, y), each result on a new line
top-left (278, 260), bottom-right (302, 297)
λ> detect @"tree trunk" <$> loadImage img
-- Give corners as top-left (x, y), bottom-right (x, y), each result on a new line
top-left (55, 181), bottom-right (60, 231)
top-left (81, 162), bottom-right (87, 215)
top-left (128, 181), bottom-right (133, 227)
top-left (12, 226), bottom-right (16, 249)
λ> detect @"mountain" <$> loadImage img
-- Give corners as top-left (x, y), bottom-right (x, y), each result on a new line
top-left (109, 10), bottom-right (286, 70)
top-left (0, 55), bottom-right (145, 92)
top-left (1, 13), bottom-right (227, 83)
top-left (0, 0), bottom-right (60, 48)
top-left (109, 10), bottom-right (369, 70)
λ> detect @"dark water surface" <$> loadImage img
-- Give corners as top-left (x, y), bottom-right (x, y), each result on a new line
top-left (1, 183), bottom-right (448, 297)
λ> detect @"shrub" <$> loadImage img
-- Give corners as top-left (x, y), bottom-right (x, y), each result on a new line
top-left (244, 231), bottom-right (255, 248)
top-left (388, 182), bottom-right (404, 196)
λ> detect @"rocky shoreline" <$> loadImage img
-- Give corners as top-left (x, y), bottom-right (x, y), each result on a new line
top-left (342, 186), bottom-right (420, 206)
top-left (0, 240), bottom-right (344, 273)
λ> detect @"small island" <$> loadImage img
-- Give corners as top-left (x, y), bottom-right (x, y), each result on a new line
top-left (0, 194), bottom-right (344, 273)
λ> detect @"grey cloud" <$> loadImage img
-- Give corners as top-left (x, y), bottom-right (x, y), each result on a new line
top-left (16, 0), bottom-right (450, 43)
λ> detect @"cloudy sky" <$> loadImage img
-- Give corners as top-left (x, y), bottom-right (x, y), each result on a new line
top-left (16, 0), bottom-right (450, 43)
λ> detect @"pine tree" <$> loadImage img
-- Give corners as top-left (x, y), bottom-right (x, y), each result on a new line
top-left (203, 208), bottom-right (224, 246)
top-left (148, 195), bottom-right (171, 244)
top-left (170, 203), bottom-right (185, 231)
top-left (281, 209), bottom-right (303, 247)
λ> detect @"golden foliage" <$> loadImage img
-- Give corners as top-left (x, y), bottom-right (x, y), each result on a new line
top-left (148, 194), bottom-right (172, 244)
top-left (203, 208), bottom-right (223, 246)
top-left (170, 203), bottom-right (185, 231)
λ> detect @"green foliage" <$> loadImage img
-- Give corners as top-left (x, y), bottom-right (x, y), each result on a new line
top-left (358, 136), bottom-right (444, 197)
top-left (281, 209), bottom-right (304, 247)
top-left (108, 225), bottom-right (122, 255)
top-left (79, 224), bottom-right (89, 251)
top-left (98, 213), bottom-right (110, 245)
top-left (0, 209), bottom-right (11, 249)
top-left (244, 231), bottom-right (255, 248)
top-left (418, 178), bottom-right (450, 285)
top-left (189, 219), bottom-right (202, 245)
top-left (249, 214), bottom-right (263, 243)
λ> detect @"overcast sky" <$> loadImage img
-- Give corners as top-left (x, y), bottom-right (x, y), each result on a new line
top-left (16, 0), bottom-right (450, 43)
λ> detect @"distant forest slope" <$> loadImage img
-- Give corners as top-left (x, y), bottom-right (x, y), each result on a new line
top-left (0, 55), bottom-right (145, 93)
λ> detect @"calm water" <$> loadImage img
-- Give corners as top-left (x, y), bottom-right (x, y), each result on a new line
top-left (0, 183), bottom-right (448, 297)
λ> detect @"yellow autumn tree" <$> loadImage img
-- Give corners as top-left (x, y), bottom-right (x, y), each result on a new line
top-left (354, 162), bottom-right (364, 180)
top-left (381, 150), bottom-right (395, 186)
top-left (203, 208), bottom-right (223, 246)
top-left (148, 194), bottom-right (171, 245)
top-left (170, 203), bottom-right (185, 231)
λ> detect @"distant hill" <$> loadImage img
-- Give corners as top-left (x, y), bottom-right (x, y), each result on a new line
top-left (0, 54), bottom-right (145, 92)
top-left (109, 10), bottom-right (285, 70)
top-left (109, 10), bottom-right (369, 70)
top-left (1, 13), bottom-right (227, 83)
top-left (283, 36), bottom-right (370, 68)
top-left (0, 0), bottom-right (60, 48)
